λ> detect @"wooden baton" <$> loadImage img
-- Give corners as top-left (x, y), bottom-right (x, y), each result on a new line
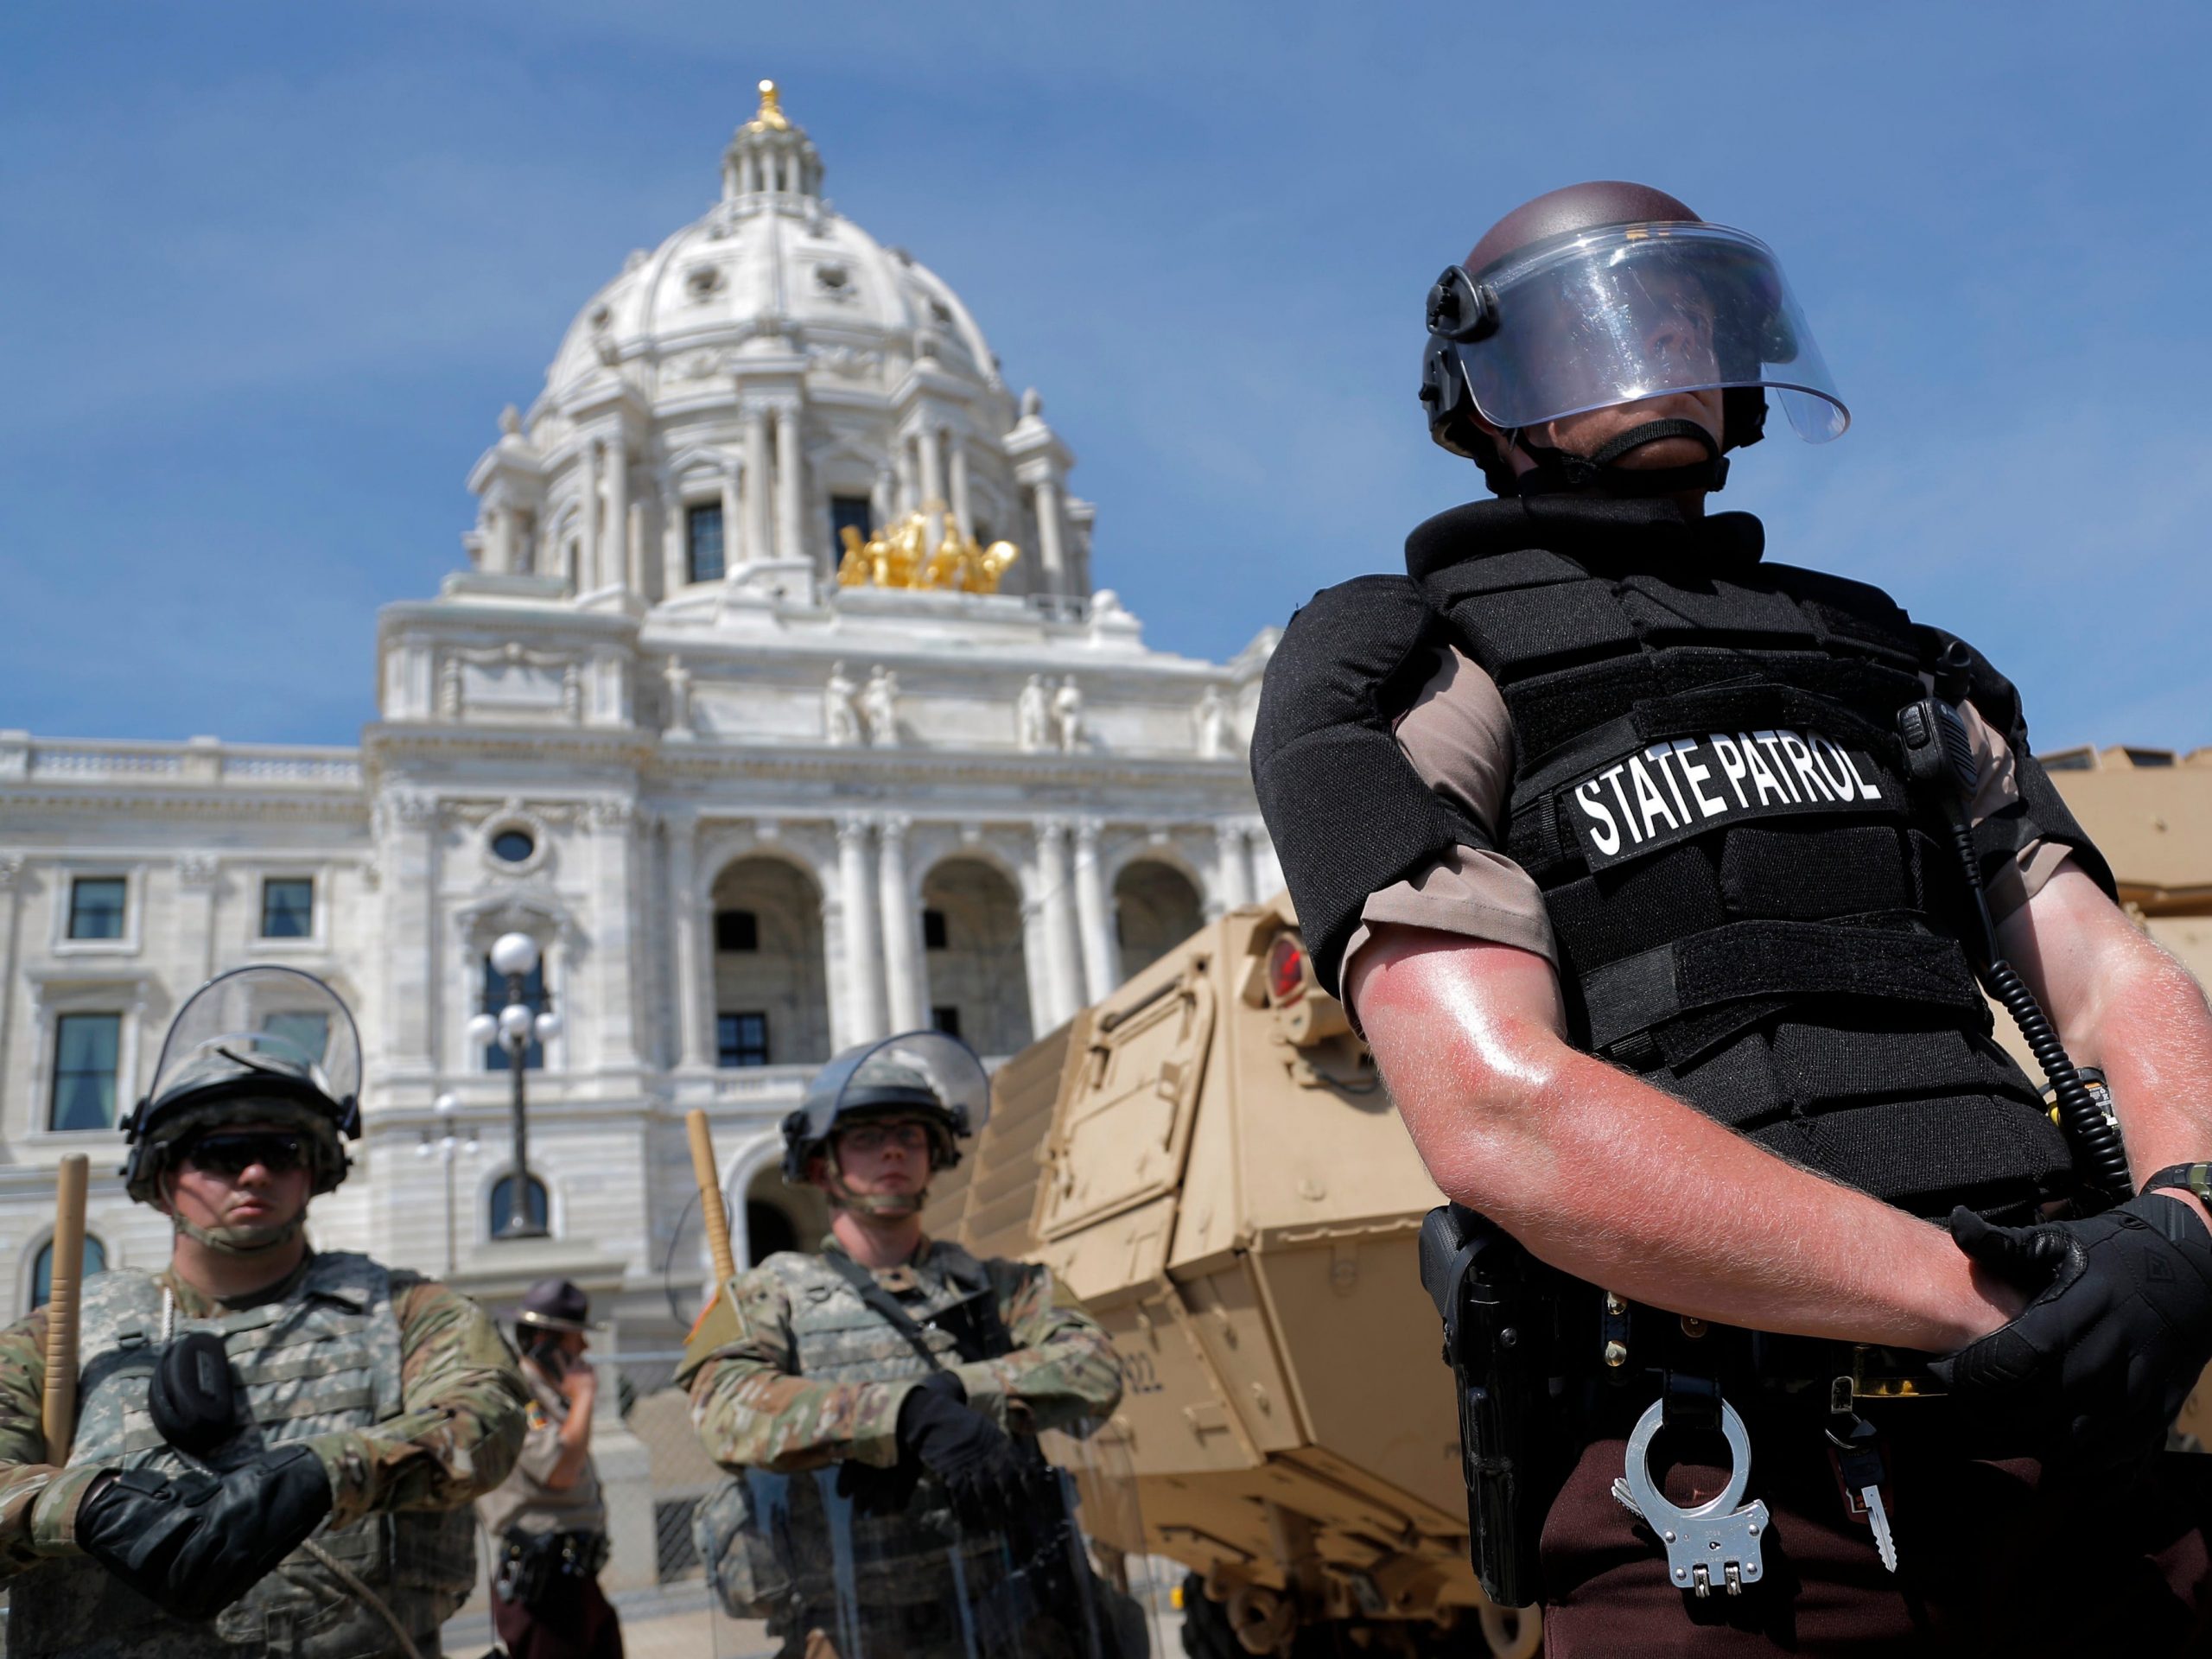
top-left (41, 1154), bottom-right (89, 1465)
top-left (686, 1109), bottom-right (738, 1287)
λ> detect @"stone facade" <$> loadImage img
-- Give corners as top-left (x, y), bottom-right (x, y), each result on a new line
top-left (0, 90), bottom-right (1281, 1345)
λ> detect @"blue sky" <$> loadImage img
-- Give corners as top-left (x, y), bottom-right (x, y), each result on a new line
top-left (2, 3), bottom-right (2208, 751)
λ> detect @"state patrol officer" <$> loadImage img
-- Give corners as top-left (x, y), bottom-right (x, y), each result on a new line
top-left (476, 1276), bottom-right (624, 1659)
top-left (0, 965), bottom-right (527, 1657)
top-left (677, 1031), bottom-right (1127, 1659)
top-left (1252, 182), bottom-right (2212, 1654)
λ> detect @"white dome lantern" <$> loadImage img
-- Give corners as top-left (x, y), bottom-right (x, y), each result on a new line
top-left (463, 78), bottom-right (1090, 612)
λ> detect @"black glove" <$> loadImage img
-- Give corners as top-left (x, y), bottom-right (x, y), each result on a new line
top-left (77, 1444), bottom-right (334, 1621)
top-left (1929, 1190), bottom-right (2212, 1472)
top-left (148, 1332), bottom-right (240, 1460)
top-left (896, 1370), bottom-right (1028, 1522)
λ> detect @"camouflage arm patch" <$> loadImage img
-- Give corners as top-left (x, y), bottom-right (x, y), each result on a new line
top-left (950, 1263), bottom-right (1123, 1434)
top-left (310, 1276), bottom-right (528, 1529)
top-left (686, 1267), bottom-right (916, 1472)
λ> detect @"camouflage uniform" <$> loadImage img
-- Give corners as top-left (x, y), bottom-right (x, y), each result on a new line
top-left (0, 1250), bottom-right (527, 1657)
top-left (680, 1236), bottom-right (1123, 1659)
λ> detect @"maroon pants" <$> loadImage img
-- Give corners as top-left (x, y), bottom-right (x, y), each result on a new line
top-left (1540, 1412), bottom-right (2212, 1656)
top-left (492, 1572), bottom-right (625, 1659)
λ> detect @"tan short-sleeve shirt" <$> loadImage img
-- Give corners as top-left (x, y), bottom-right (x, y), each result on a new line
top-left (1340, 645), bottom-right (2063, 997)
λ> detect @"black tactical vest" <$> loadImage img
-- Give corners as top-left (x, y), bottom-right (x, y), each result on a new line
top-left (1416, 496), bottom-right (2080, 1217)
top-left (1255, 495), bottom-right (2109, 1223)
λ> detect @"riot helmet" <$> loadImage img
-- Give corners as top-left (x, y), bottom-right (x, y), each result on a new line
top-left (780, 1031), bottom-right (990, 1215)
top-left (123, 966), bottom-right (363, 1214)
top-left (1420, 181), bottom-right (1847, 498)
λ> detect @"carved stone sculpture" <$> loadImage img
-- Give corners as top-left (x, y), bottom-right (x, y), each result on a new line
top-left (1052, 676), bottom-right (1085, 753)
top-left (1193, 685), bottom-right (1234, 760)
top-left (823, 661), bottom-right (862, 747)
top-left (1015, 674), bottom-right (1051, 753)
top-left (862, 665), bottom-right (901, 748)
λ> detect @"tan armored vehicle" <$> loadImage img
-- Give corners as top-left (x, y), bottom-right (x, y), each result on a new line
top-left (925, 893), bottom-right (1541, 1659)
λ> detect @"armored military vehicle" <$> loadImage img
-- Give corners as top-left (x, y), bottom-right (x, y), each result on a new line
top-left (924, 893), bottom-right (1541, 1659)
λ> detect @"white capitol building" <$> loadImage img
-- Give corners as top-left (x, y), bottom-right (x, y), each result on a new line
top-left (0, 85), bottom-right (1281, 1342)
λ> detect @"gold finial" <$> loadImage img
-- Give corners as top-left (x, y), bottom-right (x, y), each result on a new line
top-left (752, 79), bottom-right (791, 132)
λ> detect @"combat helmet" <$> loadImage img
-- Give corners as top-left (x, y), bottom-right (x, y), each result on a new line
top-left (780, 1031), bottom-right (991, 1215)
top-left (122, 966), bottom-right (363, 1225)
top-left (1418, 180), bottom-right (1849, 498)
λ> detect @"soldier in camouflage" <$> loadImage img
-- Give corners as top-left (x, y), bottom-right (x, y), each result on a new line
top-left (679, 1032), bottom-right (1126, 1659)
top-left (0, 966), bottom-right (527, 1658)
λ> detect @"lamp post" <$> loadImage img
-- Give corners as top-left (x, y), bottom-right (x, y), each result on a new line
top-left (417, 1091), bottom-right (480, 1276)
top-left (465, 931), bottom-right (560, 1241)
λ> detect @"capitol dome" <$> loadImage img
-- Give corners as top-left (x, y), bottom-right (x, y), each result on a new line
top-left (465, 81), bottom-right (1090, 609)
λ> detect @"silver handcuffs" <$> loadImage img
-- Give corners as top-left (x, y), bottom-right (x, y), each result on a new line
top-left (1615, 1396), bottom-right (1769, 1598)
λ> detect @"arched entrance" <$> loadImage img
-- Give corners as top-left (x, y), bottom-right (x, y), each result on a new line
top-left (743, 1160), bottom-right (830, 1263)
top-left (1116, 859), bottom-right (1205, 981)
top-left (920, 858), bottom-right (1033, 1058)
top-left (710, 856), bottom-right (831, 1067)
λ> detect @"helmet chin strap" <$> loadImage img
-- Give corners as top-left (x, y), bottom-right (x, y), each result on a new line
top-left (1510, 418), bottom-right (1729, 499)
top-left (173, 1211), bottom-right (304, 1255)
top-left (823, 1169), bottom-right (930, 1220)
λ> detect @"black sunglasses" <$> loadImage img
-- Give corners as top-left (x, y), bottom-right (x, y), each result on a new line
top-left (181, 1131), bottom-right (310, 1178)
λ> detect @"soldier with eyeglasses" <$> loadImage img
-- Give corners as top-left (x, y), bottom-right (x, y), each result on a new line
top-left (0, 966), bottom-right (527, 1658)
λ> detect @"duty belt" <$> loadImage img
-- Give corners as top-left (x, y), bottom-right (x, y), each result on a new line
top-left (495, 1528), bottom-right (611, 1607)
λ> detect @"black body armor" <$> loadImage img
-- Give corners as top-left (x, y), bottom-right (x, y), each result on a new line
top-left (1255, 495), bottom-right (2114, 1220)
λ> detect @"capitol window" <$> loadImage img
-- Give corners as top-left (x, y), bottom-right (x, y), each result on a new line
top-left (67, 877), bottom-right (126, 941)
top-left (922, 908), bottom-right (948, 950)
top-left (482, 955), bottom-right (547, 1071)
top-left (717, 1011), bottom-right (769, 1068)
top-left (688, 502), bottom-right (726, 583)
top-left (30, 1234), bottom-right (105, 1313)
top-left (489, 1173), bottom-right (549, 1237)
top-left (715, 909), bottom-right (759, 952)
top-left (830, 495), bottom-right (872, 552)
top-left (260, 877), bottom-right (314, 939)
top-left (49, 1012), bottom-right (120, 1132)
top-left (491, 829), bottom-right (535, 864)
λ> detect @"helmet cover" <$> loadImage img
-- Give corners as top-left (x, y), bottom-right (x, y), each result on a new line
top-left (124, 965), bottom-right (362, 1204)
top-left (780, 1030), bottom-right (990, 1185)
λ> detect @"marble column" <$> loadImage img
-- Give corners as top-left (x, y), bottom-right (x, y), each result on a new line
top-left (1215, 823), bottom-right (1255, 912)
top-left (604, 431), bottom-right (630, 594)
top-left (838, 817), bottom-right (887, 1045)
top-left (918, 423), bottom-right (946, 510)
top-left (878, 816), bottom-right (927, 1033)
top-left (379, 791), bottom-right (441, 1075)
top-left (949, 441), bottom-right (972, 542)
top-left (488, 505), bottom-right (516, 575)
top-left (660, 473), bottom-right (688, 597)
top-left (774, 404), bottom-right (804, 567)
top-left (1035, 820), bottom-right (1084, 1030)
top-left (1071, 819), bottom-right (1115, 1003)
top-left (1031, 476), bottom-right (1066, 594)
top-left (590, 799), bottom-right (643, 1071)
top-left (894, 441), bottom-right (918, 517)
top-left (720, 467), bottom-right (741, 577)
top-left (581, 442), bottom-right (602, 590)
top-left (743, 408), bottom-right (773, 568)
top-left (1248, 823), bottom-right (1286, 904)
top-left (667, 811), bottom-right (711, 1069)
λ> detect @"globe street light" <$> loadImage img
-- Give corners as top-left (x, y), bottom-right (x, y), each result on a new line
top-left (480, 931), bottom-right (554, 1240)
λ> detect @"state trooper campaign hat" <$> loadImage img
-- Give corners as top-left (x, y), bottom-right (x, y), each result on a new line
top-left (517, 1277), bottom-right (591, 1333)
top-left (1419, 180), bottom-right (1848, 497)
top-left (122, 964), bottom-right (363, 1205)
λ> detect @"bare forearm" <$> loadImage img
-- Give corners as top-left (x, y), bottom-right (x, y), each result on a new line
top-left (1357, 933), bottom-right (2018, 1351)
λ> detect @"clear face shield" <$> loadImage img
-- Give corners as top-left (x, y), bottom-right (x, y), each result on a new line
top-left (699, 1421), bottom-right (1162, 1659)
top-left (1455, 221), bottom-right (1848, 442)
top-left (145, 965), bottom-right (363, 1119)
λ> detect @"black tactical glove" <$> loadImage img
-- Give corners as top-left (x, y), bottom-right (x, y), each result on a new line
top-left (895, 1370), bottom-right (1028, 1522)
top-left (148, 1331), bottom-right (240, 1460)
top-left (77, 1444), bottom-right (333, 1621)
top-left (1929, 1189), bottom-right (2212, 1472)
